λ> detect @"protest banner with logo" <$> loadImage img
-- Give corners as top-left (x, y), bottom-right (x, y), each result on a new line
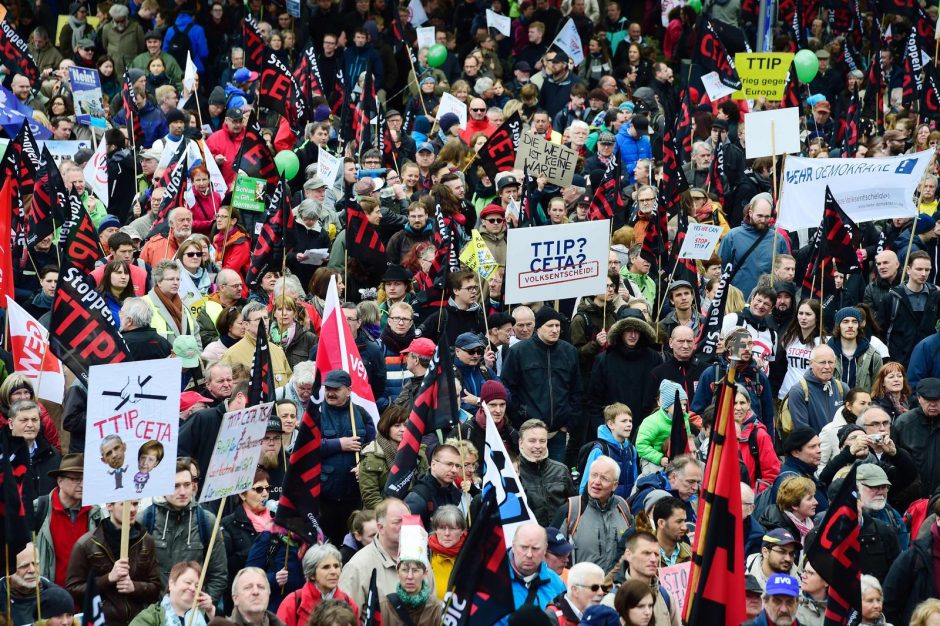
top-left (779, 150), bottom-right (934, 229)
top-left (551, 18), bottom-right (585, 64)
top-left (731, 53), bottom-right (794, 100)
top-left (744, 108), bottom-right (801, 159)
top-left (5, 296), bottom-right (65, 404)
top-left (486, 9), bottom-right (511, 36)
top-left (678, 223), bottom-right (724, 260)
top-left (505, 220), bottom-right (609, 303)
top-left (459, 229), bottom-right (499, 280)
top-left (514, 132), bottom-right (578, 187)
top-left (82, 359), bottom-right (182, 506)
top-left (82, 141), bottom-right (110, 208)
top-left (233, 175), bottom-right (268, 213)
top-left (68, 67), bottom-right (106, 125)
top-left (199, 402), bottom-right (273, 503)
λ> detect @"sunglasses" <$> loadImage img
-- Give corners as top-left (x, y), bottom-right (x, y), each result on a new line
top-left (484, 218), bottom-right (504, 224)
top-left (462, 348), bottom-right (484, 356)
top-left (576, 583), bottom-right (611, 593)
top-left (471, 107), bottom-right (486, 112)
top-left (184, 251), bottom-right (202, 258)
top-left (251, 485), bottom-right (270, 494)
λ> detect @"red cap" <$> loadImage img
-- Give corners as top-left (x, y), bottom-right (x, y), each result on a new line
top-left (480, 204), bottom-right (505, 219)
top-left (404, 337), bottom-right (436, 358)
top-left (180, 391), bottom-right (213, 412)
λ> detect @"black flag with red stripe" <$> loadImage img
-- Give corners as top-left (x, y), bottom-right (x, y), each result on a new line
top-left (10, 116), bottom-right (41, 192)
top-left (676, 88), bottom-right (693, 162)
top-left (260, 50), bottom-right (308, 129)
top-left (1, 434), bottom-right (34, 557)
top-left (800, 186), bottom-right (861, 298)
top-left (902, 26), bottom-right (926, 106)
top-left (378, 109), bottom-right (400, 170)
top-left (294, 46), bottom-right (325, 105)
top-left (842, 85), bottom-right (861, 157)
top-left (925, 61), bottom-right (940, 117)
top-left (879, 0), bottom-right (914, 16)
top-left (247, 178), bottom-right (293, 289)
top-left (354, 66), bottom-right (377, 150)
top-left (706, 142), bottom-right (727, 206)
top-left (781, 62), bottom-right (802, 109)
top-left (235, 109), bottom-right (279, 186)
top-left (385, 334), bottom-right (458, 497)
top-left (864, 39), bottom-right (885, 120)
top-left (243, 15), bottom-right (267, 71)
top-left (475, 112), bottom-right (524, 180)
top-left (362, 569), bottom-right (381, 626)
top-left (248, 319), bottom-right (276, 406)
top-left (346, 199), bottom-right (387, 274)
top-left (275, 391), bottom-right (324, 544)
top-left (693, 18), bottom-right (742, 90)
top-left (57, 187), bottom-right (103, 276)
top-left (0, 20), bottom-right (39, 84)
top-left (587, 173), bottom-right (622, 222)
top-left (145, 141), bottom-right (189, 240)
top-left (122, 68), bottom-right (145, 148)
top-left (28, 146), bottom-right (67, 248)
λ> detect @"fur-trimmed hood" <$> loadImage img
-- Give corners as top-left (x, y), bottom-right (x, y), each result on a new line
top-left (608, 315), bottom-right (657, 348)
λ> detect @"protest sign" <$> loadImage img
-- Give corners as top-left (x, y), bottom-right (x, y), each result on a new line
top-left (199, 402), bottom-right (273, 503)
top-left (40, 140), bottom-right (91, 166)
top-left (779, 150), bottom-right (933, 229)
top-left (318, 149), bottom-right (340, 188)
top-left (68, 67), bottom-right (106, 125)
top-left (437, 92), bottom-right (467, 129)
top-left (701, 72), bottom-right (736, 100)
top-left (82, 141), bottom-right (110, 208)
top-left (732, 53), bottom-right (794, 100)
top-left (505, 220), bottom-right (609, 303)
top-left (486, 9), bottom-right (511, 36)
top-left (660, 562), bottom-right (691, 615)
top-left (408, 0), bottom-right (428, 24)
top-left (678, 223), bottom-right (724, 260)
top-left (744, 108), bottom-right (801, 159)
top-left (233, 175), bottom-right (268, 213)
top-left (514, 132), bottom-right (578, 187)
top-left (551, 18), bottom-right (585, 64)
top-left (417, 26), bottom-right (435, 50)
top-left (83, 359), bottom-right (182, 506)
top-left (459, 229), bottom-right (499, 280)
top-left (6, 296), bottom-right (65, 404)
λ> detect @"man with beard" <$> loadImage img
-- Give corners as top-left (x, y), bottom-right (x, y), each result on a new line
top-left (771, 282), bottom-right (796, 331)
top-left (0, 544), bottom-right (67, 625)
top-left (100, 3), bottom-right (146, 75)
top-left (319, 370), bottom-right (376, 546)
top-left (681, 142), bottom-right (713, 189)
top-left (140, 207), bottom-right (193, 265)
top-left (718, 194), bottom-right (790, 305)
top-left (258, 417), bottom-right (287, 500)
top-left (744, 530), bottom-right (800, 592)
top-left (743, 574), bottom-right (804, 626)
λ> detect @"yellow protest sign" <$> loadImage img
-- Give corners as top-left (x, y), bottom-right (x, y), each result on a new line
top-left (732, 53), bottom-right (794, 100)
top-left (459, 229), bottom-right (499, 281)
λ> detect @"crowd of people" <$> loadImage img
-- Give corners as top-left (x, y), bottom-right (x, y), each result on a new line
top-left (8, 0), bottom-right (940, 624)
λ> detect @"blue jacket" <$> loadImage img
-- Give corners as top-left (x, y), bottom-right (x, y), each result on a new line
top-left (320, 400), bottom-right (376, 500)
top-left (627, 472), bottom-right (698, 525)
top-left (454, 360), bottom-right (496, 414)
top-left (113, 100), bottom-right (166, 148)
top-left (615, 123), bottom-right (652, 183)
top-left (344, 44), bottom-right (383, 90)
top-left (692, 359), bottom-right (776, 436)
top-left (163, 13), bottom-right (209, 73)
top-left (717, 223), bottom-right (790, 302)
top-left (579, 424), bottom-right (638, 499)
top-left (245, 531), bottom-right (305, 612)
top-left (495, 559), bottom-right (566, 625)
top-left (907, 332), bottom-right (940, 392)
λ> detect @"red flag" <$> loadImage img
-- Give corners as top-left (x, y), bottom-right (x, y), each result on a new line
top-left (275, 390), bottom-right (324, 544)
top-left (294, 45), bottom-right (325, 104)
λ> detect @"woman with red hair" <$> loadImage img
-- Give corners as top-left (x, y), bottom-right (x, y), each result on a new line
top-left (186, 163), bottom-right (223, 234)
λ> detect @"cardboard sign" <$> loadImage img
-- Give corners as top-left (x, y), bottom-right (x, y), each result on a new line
top-left (514, 132), bottom-right (578, 187)
top-left (199, 402), bottom-right (273, 503)
top-left (437, 92), bottom-right (467, 129)
top-left (744, 107), bottom-right (801, 159)
top-left (83, 359), bottom-right (182, 506)
top-left (701, 71), bottom-right (736, 101)
top-left (68, 66), bottom-right (105, 125)
top-left (732, 53), bottom-right (794, 100)
top-left (659, 562), bottom-right (691, 616)
top-left (233, 175), bottom-right (268, 213)
top-left (416, 26), bottom-right (436, 51)
top-left (504, 220), bottom-right (609, 304)
top-left (318, 149), bottom-right (340, 188)
top-left (678, 223), bottom-right (724, 260)
top-left (486, 9), bottom-right (511, 37)
top-left (459, 229), bottom-right (499, 280)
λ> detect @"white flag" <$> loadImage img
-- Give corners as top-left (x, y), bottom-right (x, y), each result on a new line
top-left (482, 402), bottom-right (535, 548)
top-left (486, 9), bottom-right (511, 37)
top-left (551, 18), bottom-right (585, 65)
top-left (5, 296), bottom-right (65, 404)
top-left (82, 140), bottom-right (110, 208)
top-left (183, 51), bottom-right (198, 92)
top-left (408, 0), bottom-right (428, 25)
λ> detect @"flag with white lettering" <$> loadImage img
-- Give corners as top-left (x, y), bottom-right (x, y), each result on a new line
top-left (247, 178), bottom-right (292, 289)
top-left (234, 108), bottom-right (279, 186)
top-left (476, 112), bottom-right (523, 180)
top-left (6, 297), bottom-right (66, 403)
top-left (275, 390), bottom-right (324, 544)
top-left (81, 567), bottom-right (106, 626)
top-left (243, 15), bottom-right (266, 71)
top-left (260, 50), bottom-right (308, 129)
top-left (0, 19), bottom-right (39, 83)
top-left (693, 18), bottom-right (742, 90)
top-left (122, 68), bottom-right (145, 149)
top-left (28, 146), bottom-right (67, 248)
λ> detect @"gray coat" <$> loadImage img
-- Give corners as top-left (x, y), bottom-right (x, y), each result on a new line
top-left (551, 495), bottom-right (633, 574)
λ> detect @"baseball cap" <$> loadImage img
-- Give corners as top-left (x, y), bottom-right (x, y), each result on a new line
top-left (762, 528), bottom-right (799, 548)
top-left (455, 332), bottom-right (486, 350)
top-left (180, 391), bottom-right (212, 413)
top-left (417, 142), bottom-right (436, 154)
top-left (856, 463), bottom-right (891, 487)
top-left (765, 574), bottom-right (800, 597)
top-left (323, 370), bottom-right (352, 388)
top-left (266, 416), bottom-right (283, 433)
top-left (172, 335), bottom-right (201, 368)
top-left (233, 67), bottom-right (259, 83)
top-left (546, 527), bottom-right (574, 556)
top-left (404, 338), bottom-right (435, 358)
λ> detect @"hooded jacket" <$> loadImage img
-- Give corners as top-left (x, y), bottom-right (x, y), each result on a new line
top-left (636, 407), bottom-right (693, 467)
top-left (827, 336), bottom-right (883, 391)
top-left (344, 43), bottom-right (384, 90)
top-left (570, 297), bottom-right (623, 379)
top-left (738, 415), bottom-right (781, 491)
top-left (786, 370), bottom-right (845, 433)
top-left (579, 425), bottom-right (639, 498)
top-left (163, 12), bottom-right (208, 72)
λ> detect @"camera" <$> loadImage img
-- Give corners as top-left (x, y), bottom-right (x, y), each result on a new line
top-left (871, 434), bottom-right (884, 443)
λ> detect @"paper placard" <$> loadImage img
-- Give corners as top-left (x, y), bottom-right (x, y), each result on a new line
top-left (233, 175), bottom-right (268, 213)
top-left (744, 107), bottom-right (801, 159)
top-left (318, 149), bottom-right (340, 188)
top-left (486, 9), bottom-right (511, 36)
top-left (731, 53), bottom-right (794, 100)
top-left (83, 359), bottom-right (182, 506)
top-left (679, 223), bottom-right (724, 260)
top-left (504, 220), bottom-right (610, 304)
top-left (437, 92), bottom-right (467, 129)
top-left (417, 26), bottom-right (436, 50)
top-left (701, 71), bottom-right (736, 101)
top-left (199, 402), bottom-right (273, 503)
top-left (68, 66), bottom-right (106, 126)
top-left (514, 132), bottom-right (577, 187)
top-left (459, 229), bottom-right (499, 280)
top-left (659, 562), bottom-right (691, 616)
top-left (408, 0), bottom-right (428, 25)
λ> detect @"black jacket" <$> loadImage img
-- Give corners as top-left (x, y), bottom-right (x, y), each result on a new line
top-left (402, 472), bottom-right (464, 528)
top-left (884, 533), bottom-right (935, 626)
top-left (517, 454), bottom-right (577, 526)
top-left (818, 446), bottom-right (919, 512)
top-left (221, 503), bottom-right (260, 603)
top-left (895, 406), bottom-right (940, 496)
top-left (62, 381), bottom-right (87, 454)
top-left (647, 355), bottom-right (708, 414)
top-left (878, 284), bottom-right (940, 366)
top-left (122, 326), bottom-right (172, 361)
top-left (417, 301), bottom-right (486, 346)
top-left (179, 402), bottom-right (227, 497)
top-left (501, 334), bottom-right (582, 433)
top-left (24, 435), bottom-right (60, 497)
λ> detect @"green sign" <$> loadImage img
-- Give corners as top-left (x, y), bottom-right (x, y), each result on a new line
top-left (233, 176), bottom-right (267, 213)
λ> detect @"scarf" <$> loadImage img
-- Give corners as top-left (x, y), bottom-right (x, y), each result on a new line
top-left (244, 503), bottom-right (273, 533)
top-left (68, 15), bottom-right (88, 52)
top-left (162, 594), bottom-right (208, 626)
top-left (380, 324), bottom-right (416, 354)
top-left (155, 287), bottom-right (184, 332)
top-left (365, 322), bottom-right (381, 340)
top-left (376, 433), bottom-right (400, 465)
top-left (271, 322), bottom-right (296, 348)
top-left (428, 531), bottom-right (466, 558)
top-left (785, 511), bottom-right (814, 543)
top-left (31, 291), bottom-right (53, 310)
top-left (395, 580), bottom-right (431, 608)
top-left (887, 392), bottom-right (908, 417)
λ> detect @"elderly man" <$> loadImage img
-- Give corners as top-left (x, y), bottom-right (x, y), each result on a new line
top-left (649, 326), bottom-right (707, 403)
top-left (785, 345), bottom-right (844, 434)
top-left (140, 207), bottom-right (193, 265)
top-left (629, 454), bottom-right (702, 526)
top-left (744, 529), bottom-right (800, 591)
top-left (221, 302), bottom-right (292, 386)
top-left (518, 419), bottom-right (577, 526)
top-left (119, 297), bottom-right (172, 361)
top-left (507, 522), bottom-right (566, 619)
top-left (230, 568), bottom-right (287, 626)
top-left (895, 377), bottom-right (940, 495)
top-left (865, 251), bottom-right (900, 326)
top-left (511, 305), bottom-right (536, 343)
top-left (718, 193), bottom-right (790, 305)
top-left (550, 456), bottom-right (632, 573)
top-left (545, 561), bottom-right (606, 625)
top-left (846, 464), bottom-right (903, 581)
top-left (0, 544), bottom-right (68, 625)
top-left (143, 260), bottom-right (201, 347)
top-left (199, 362), bottom-right (235, 406)
top-left (180, 381), bottom-right (250, 497)
top-left (101, 3), bottom-right (146, 75)
top-left (743, 574), bottom-right (804, 626)
top-left (9, 400), bottom-right (60, 496)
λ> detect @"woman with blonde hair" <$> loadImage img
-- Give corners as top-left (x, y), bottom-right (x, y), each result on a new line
top-left (910, 599), bottom-right (940, 626)
top-left (760, 475), bottom-right (817, 545)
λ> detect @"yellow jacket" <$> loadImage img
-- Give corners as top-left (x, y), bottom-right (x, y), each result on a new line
top-left (220, 334), bottom-right (293, 386)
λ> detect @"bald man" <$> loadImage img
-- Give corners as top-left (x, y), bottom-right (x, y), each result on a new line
top-left (508, 523), bottom-right (566, 619)
top-left (785, 345), bottom-right (844, 433)
top-left (864, 250), bottom-right (900, 327)
top-left (511, 306), bottom-right (536, 343)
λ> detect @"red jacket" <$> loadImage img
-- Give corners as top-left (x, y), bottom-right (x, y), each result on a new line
top-left (276, 581), bottom-right (360, 626)
top-left (459, 118), bottom-right (496, 145)
top-left (205, 126), bottom-right (245, 188)
top-left (737, 415), bottom-right (780, 492)
top-left (187, 186), bottom-right (223, 234)
top-left (213, 226), bottom-right (251, 278)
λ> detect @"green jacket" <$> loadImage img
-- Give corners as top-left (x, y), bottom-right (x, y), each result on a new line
top-left (357, 435), bottom-right (428, 510)
top-left (622, 269), bottom-right (657, 305)
top-left (128, 600), bottom-right (211, 626)
top-left (131, 51), bottom-right (184, 91)
top-left (635, 407), bottom-right (692, 466)
top-left (83, 192), bottom-right (108, 229)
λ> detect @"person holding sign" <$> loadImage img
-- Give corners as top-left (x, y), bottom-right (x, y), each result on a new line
top-left (128, 561), bottom-right (216, 626)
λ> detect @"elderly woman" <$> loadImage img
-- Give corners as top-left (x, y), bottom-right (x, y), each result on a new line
top-left (861, 575), bottom-right (892, 626)
top-left (288, 198), bottom-right (333, 288)
top-left (129, 561), bottom-right (215, 626)
top-left (0, 374), bottom-right (61, 452)
top-left (358, 404), bottom-right (428, 509)
top-left (759, 475), bottom-right (818, 546)
top-left (175, 238), bottom-right (213, 297)
top-left (380, 527), bottom-right (442, 625)
top-left (221, 469), bottom-right (272, 608)
top-left (272, 296), bottom-right (317, 369)
top-left (276, 362), bottom-right (317, 416)
top-left (276, 544), bottom-right (360, 626)
top-left (428, 505), bottom-right (467, 601)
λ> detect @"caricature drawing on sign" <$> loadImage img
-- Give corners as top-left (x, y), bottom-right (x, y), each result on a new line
top-left (100, 434), bottom-right (129, 489)
top-left (135, 440), bottom-right (165, 493)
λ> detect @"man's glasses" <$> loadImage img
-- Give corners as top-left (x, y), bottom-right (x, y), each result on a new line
top-left (471, 107), bottom-right (486, 112)
top-left (388, 316), bottom-right (411, 324)
top-left (462, 348), bottom-right (484, 356)
top-left (575, 583), bottom-right (611, 593)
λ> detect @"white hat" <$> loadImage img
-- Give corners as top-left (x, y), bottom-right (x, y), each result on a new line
top-left (398, 523), bottom-right (430, 570)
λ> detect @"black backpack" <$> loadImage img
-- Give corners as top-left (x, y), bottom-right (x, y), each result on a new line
top-left (576, 439), bottom-right (611, 480)
top-left (165, 21), bottom-right (194, 69)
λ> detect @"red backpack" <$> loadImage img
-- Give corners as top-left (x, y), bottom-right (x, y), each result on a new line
top-left (904, 498), bottom-right (929, 537)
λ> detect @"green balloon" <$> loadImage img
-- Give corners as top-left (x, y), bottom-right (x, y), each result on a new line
top-left (275, 150), bottom-right (300, 180)
top-left (793, 49), bottom-right (819, 84)
top-left (427, 43), bottom-right (447, 68)
top-left (688, 0), bottom-right (702, 13)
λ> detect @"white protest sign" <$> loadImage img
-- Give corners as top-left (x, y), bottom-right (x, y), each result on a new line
top-left (408, 0), bottom-right (428, 25)
top-left (183, 51), bottom-right (198, 92)
top-left (417, 26), bottom-right (436, 51)
top-left (701, 71), bottom-right (736, 100)
top-left (83, 359), bottom-right (182, 506)
top-left (437, 92), bottom-right (467, 129)
top-left (551, 18), bottom-right (585, 65)
top-left (778, 150), bottom-right (933, 230)
top-left (82, 140), bottom-right (110, 208)
top-left (318, 149), bottom-right (340, 188)
top-left (659, 562), bottom-right (691, 616)
top-left (486, 9), bottom-right (511, 36)
top-left (199, 402), bottom-right (273, 503)
top-left (505, 220), bottom-right (610, 304)
top-left (514, 132), bottom-right (578, 187)
top-left (40, 140), bottom-right (91, 167)
top-left (678, 223), bottom-right (724, 260)
top-left (744, 107), bottom-right (801, 158)
top-left (5, 296), bottom-right (65, 404)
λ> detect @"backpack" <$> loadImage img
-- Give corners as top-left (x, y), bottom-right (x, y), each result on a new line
top-left (776, 378), bottom-right (844, 447)
top-left (142, 504), bottom-right (210, 546)
top-left (165, 21), bottom-right (194, 69)
top-left (904, 498), bottom-right (929, 538)
top-left (576, 440), bottom-right (612, 481)
top-left (564, 495), bottom-right (632, 539)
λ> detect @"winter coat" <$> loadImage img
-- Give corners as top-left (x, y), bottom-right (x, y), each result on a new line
top-left (339, 538), bottom-right (435, 610)
top-left (498, 561), bottom-right (566, 625)
top-left (615, 123), bottom-right (653, 183)
top-left (33, 491), bottom-right (104, 584)
top-left (213, 226), bottom-right (251, 278)
top-left (878, 283), bottom-right (940, 367)
top-left (358, 435), bottom-right (429, 510)
top-left (570, 298), bottom-right (622, 379)
top-left (417, 300), bottom-right (486, 345)
top-left (785, 371), bottom-right (845, 433)
top-left (539, 71), bottom-right (584, 119)
top-left (320, 400), bottom-right (376, 500)
top-left (100, 19), bottom-right (146, 75)
top-left (768, 456), bottom-right (829, 513)
top-left (205, 126), bottom-right (245, 188)
top-left (518, 454), bottom-right (578, 526)
top-left (113, 100), bottom-right (167, 148)
top-left (221, 334), bottom-right (292, 387)
top-left (579, 425), bottom-right (639, 499)
top-left (143, 289), bottom-right (200, 348)
top-left (737, 415), bottom-right (781, 491)
top-left (864, 275), bottom-right (899, 327)
top-left (502, 333), bottom-right (582, 433)
top-left (274, 325), bottom-right (317, 370)
top-left (285, 221), bottom-right (331, 288)
top-left (647, 355), bottom-right (709, 411)
top-left (403, 473), bottom-right (466, 528)
top-left (385, 225), bottom-right (433, 264)
top-left (883, 533), bottom-right (935, 626)
top-left (692, 359), bottom-right (776, 435)
top-left (551, 494), bottom-right (633, 573)
top-left (0, 577), bottom-right (60, 626)
top-left (828, 337), bottom-right (883, 391)
top-left (895, 406), bottom-right (940, 496)
top-left (179, 402), bottom-right (227, 496)
top-left (909, 332), bottom-right (940, 392)
top-left (718, 224), bottom-right (790, 304)
top-left (344, 43), bottom-right (383, 90)
top-left (245, 531), bottom-right (305, 611)
top-left (379, 594), bottom-right (443, 626)
top-left (163, 13), bottom-right (209, 73)
top-left (187, 187), bottom-right (222, 234)
top-left (220, 504), bottom-right (261, 593)
top-left (636, 407), bottom-right (693, 467)
top-left (818, 445), bottom-right (918, 513)
top-left (23, 435), bottom-right (61, 496)
top-left (277, 581), bottom-right (360, 626)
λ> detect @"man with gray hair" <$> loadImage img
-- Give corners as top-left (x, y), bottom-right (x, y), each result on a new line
top-left (100, 3), bottom-right (145, 75)
top-left (194, 268), bottom-right (245, 346)
top-left (229, 567), bottom-right (285, 626)
top-left (220, 302), bottom-right (292, 385)
top-left (140, 207), bottom-right (194, 265)
top-left (682, 141), bottom-right (713, 188)
top-left (545, 561), bottom-right (606, 625)
top-left (718, 192), bottom-right (790, 302)
top-left (120, 297), bottom-right (172, 360)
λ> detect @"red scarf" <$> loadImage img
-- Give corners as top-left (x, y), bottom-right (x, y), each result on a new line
top-left (429, 531), bottom-right (466, 558)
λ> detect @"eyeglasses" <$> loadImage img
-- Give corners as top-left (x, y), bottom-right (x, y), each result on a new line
top-left (484, 218), bottom-right (504, 224)
top-left (575, 583), bottom-right (610, 593)
top-left (184, 251), bottom-right (202, 258)
top-left (400, 565), bottom-right (425, 575)
top-left (470, 107), bottom-right (486, 112)
top-left (345, 316), bottom-right (360, 322)
top-left (769, 547), bottom-right (796, 557)
top-left (251, 485), bottom-right (271, 493)
top-left (460, 285), bottom-right (480, 292)
top-left (388, 316), bottom-right (411, 323)
top-left (461, 348), bottom-right (484, 356)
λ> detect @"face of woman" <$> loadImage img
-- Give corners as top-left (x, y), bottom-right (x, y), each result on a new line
top-left (884, 369), bottom-right (904, 392)
top-left (705, 264), bottom-right (721, 280)
top-left (111, 266), bottom-right (130, 290)
top-left (182, 246), bottom-right (203, 270)
top-left (548, 203), bottom-right (565, 224)
top-left (354, 520), bottom-right (378, 544)
top-left (795, 492), bottom-right (818, 519)
top-left (230, 315), bottom-right (247, 338)
top-left (100, 60), bottom-right (113, 76)
top-left (797, 304), bottom-right (816, 330)
top-left (628, 594), bottom-right (655, 626)
top-left (241, 480), bottom-right (270, 512)
top-left (919, 125), bottom-right (931, 144)
top-left (800, 563), bottom-right (826, 594)
top-left (274, 306), bottom-right (295, 328)
top-left (277, 404), bottom-right (297, 434)
top-left (314, 556), bottom-right (342, 591)
top-left (733, 392), bottom-right (750, 423)
top-left (385, 281), bottom-right (406, 300)
top-left (455, 88), bottom-right (468, 102)
top-left (435, 524), bottom-right (463, 549)
top-left (389, 421), bottom-right (406, 444)
top-left (847, 393), bottom-right (871, 416)
top-left (216, 209), bottom-right (232, 231)
top-left (149, 59), bottom-right (164, 75)
top-left (168, 568), bottom-right (200, 612)
top-left (10, 388), bottom-right (32, 403)
top-left (270, 34), bottom-right (283, 49)
top-left (474, 136), bottom-right (487, 152)
top-left (193, 172), bottom-right (210, 193)
top-left (51, 99), bottom-right (66, 114)
top-left (403, 168), bottom-right (419, 188)
top-left (398, 563), bottom-right (425, 594)
top-left (861, 588), bottom-right (883, 621)
top-left (46, 614), bottom-right (75, 626)
top-left (628, 46), bottom-right (640, 63)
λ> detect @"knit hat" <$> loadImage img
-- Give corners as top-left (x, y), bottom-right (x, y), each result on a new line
top-left (659, 379), bottom-right (687, 411)
top-left (166, 108), bottom-right (187, 125)
top-left (40, 586), bottom-right (76, 618)
top-left (534, 307), bottom-right (563, 329)
top-left (480, 380), bottom-right (508, 404)
top-left (581, 606), bottom-right (621, 626)
top-left (315, 104), bottom-right (332, 122)
top-left (97, 214), bottom-right (121, 234)
top-left (439, 112), bottom-right (461, 134)
top-left (413, 115), bottom-right (432, 135)
top-left (208, 86), bottom-right (226, 106)
top-left (127, 68), bottom-right (146, 85)
top-left (837, 423), bottom-right (865, 447)
top-left (834, 307), bottom-right (862, 326)
top-left (782, 425), bottom-right (818, 454)
top-left (916, 213), bottom-right (936, 235)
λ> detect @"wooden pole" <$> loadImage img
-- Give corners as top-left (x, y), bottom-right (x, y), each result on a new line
top-left (770, 122), bottom-right (779, 284)
top-left (186, 499), bottom-right (225, 626)
top-left (479, 272), bottom-right (490, 337)
top-left (349, 402), bottom-right (360, 464)
top-left (119, 501), bottom-right (131, 559)
top-left (32, 533), bottom-right (41, 623)
top-left (902, 154), bottom-right (937, 283)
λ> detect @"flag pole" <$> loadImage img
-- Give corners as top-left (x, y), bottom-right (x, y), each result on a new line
top-left (186, 499), bottom-right (225, 626)
top-left (902, 155), bottom-right (936, 283)
top-left (120, 500), bottom-right (131, 559)
top-left (5, 544), bottom-right (12, 622)
top-left (32, 532), bottom-right (41, 623)
top-left (478, 272), bottom-right (490, 337)
top-left (129, 108), bottom-right (140, 190)
top-left (349, 403), bottom-right (360, 464)
top-left (818, 259), bottom-right (825, 337)
top-left (770, 122), bottom-right (780, 285)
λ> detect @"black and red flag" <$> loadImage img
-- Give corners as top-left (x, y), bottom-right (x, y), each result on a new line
top-left (331, 66), bottom-right (346, 114)
top-left (247, 178), bottom-right (293, 289)
top-left (1, 434), bottom-right (34, 557)
top-left (902, 26), bottom-right (926, 106)
top-left (50, 189), bottom-right (129, 384)
top-left (122, 68), bottom-right (145, 149)
top-left (641, 198), bottom-right (669, 274)
top-left (242, 14), bottom-right (267, 71)
top-left (841, 85), bottom-right (861, 157)
top-left (145, 141), bottom-right (189, 240)
top-left (9, 116), bottom-right (41, 192)
top-left (346, 199), bottom-right (387, 274)
top-left (693, 18), bottom-right (742, 90)
top-left (667, 389), bottom-right (691, 460)
top-left (706, 142), bottom-right (727, 207)
top-left (248, 319), bottom-right (276, 406)
top-left (781, 62), bottom-right (802, 110)
top-left (234, 108), bottom-right (279, 186)
top-left (385, 334), bottom-right (458, 497)
top-left (879, 0), bottom-right (914, 16)
top-left (683, 356), bottom-right (747, 625)
top-left (353, 66), bottom-right (377, 151)
top-left (81, 570), bottom-right (105, 626)
top-left (294, 46), bottom-right (325, 107)
top-left (28, 146), bottom-right (67, 248)
top-left (587, 172), bottom-right (623, 222)
top-left (806, 464), bottom-right (862, 626)
top-left (475, 112), bottom-right (524, 180)
top-left (275, 389), bottom-right (324, 544)
top-left (0, 19), bottom-right (39, 84)
top-left (925, 61), bottom-right (940, 117)
top-left (864, 40), bottom-right (885, 122)
top-left (515, 163), bottom-right (538, 228)
top-left (431, 203), bottom-right (460, 286)
top-left (362, 569), bottom-right (381, 626)
top-left (800, 186), bottom-right (861, 298)
top-left (914, 3), bottom-right (936, 47)
top-left (443, 487), bottom-right (514, 626)
top-left (378, 109), bottom-right (400, 170)
top-left (260, 50), bottom-right (309, 130)
top-left (675, 88), bottom-right (693, 162)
